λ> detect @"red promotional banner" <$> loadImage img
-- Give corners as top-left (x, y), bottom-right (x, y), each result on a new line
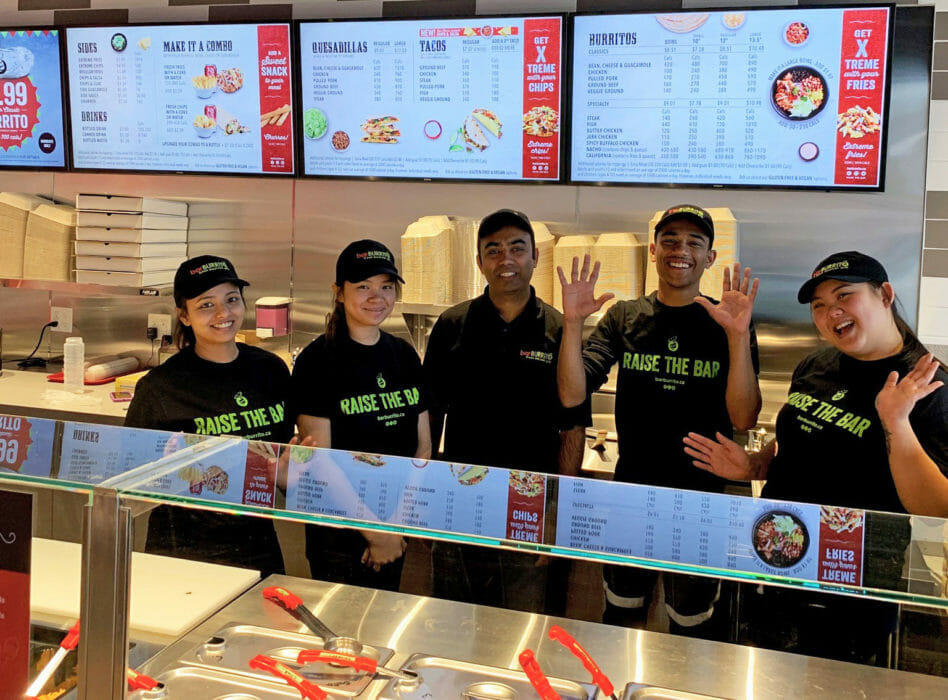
top-left (521, 18), bottom-right (560, 180)
top-left (242, 442), bottom-right (278, 508)
top-left (257, 24), bottom-right (293, 173)
top-left (833, 8), bottom-right (889, 187)
top-left (0, 491), bottom-right (32, 698)
top-left (506, 471), bottom-right (547, 543)
top-left (0, 415), bottom-right (35, 472)
top-left (817, 506), bottom-right (865, 586)
top-left (0, 78), bottom-right (40, 152)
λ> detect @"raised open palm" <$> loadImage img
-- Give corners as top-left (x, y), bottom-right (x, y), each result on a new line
top-left (557, 254), bottom-right (615, 322)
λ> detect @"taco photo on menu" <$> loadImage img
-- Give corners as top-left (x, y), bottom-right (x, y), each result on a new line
top-left (451, 464), bottom-right (489, 486)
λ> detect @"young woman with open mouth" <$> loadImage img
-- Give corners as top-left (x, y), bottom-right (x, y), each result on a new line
top-left (683, 250), bottom-right (947, 664)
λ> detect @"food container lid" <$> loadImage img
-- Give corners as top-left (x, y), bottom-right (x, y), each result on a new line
top-left (31, 203), bottom-right (78, 226)
top-left (255, 296), bottom-right (292, 307)
top-left (0, 192), bottom-right (49, 211)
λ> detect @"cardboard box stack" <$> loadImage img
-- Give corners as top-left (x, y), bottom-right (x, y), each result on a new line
top-left (593, 233), bottom-right (647, 311)
top-left (0, 192), bottom-right (50, 278)
top-left (23, 202), bottom-right (78, 281)
top-left (74, 195), bottom-right (188, 287)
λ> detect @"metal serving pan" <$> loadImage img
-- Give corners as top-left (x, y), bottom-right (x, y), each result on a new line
top-left (376, 653), bottom-right (597, 700)
top-left (179, 622), bottom-right (393, 696)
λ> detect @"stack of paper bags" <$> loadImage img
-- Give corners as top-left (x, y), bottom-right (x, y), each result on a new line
top-left (593, 233), bottom-right (646, 311)
top-left (532, 222), bottom-right (555, 307)
top-left (646, 207), bottom-right (738, 299)
top-left (23, 203), bottom-right (77, 281)
top-left (453, 217), bottom-right (486, 303)
top-left (400, 215), bottom-right (453, 305)
top-left (0, 192), bottom-right (49, 278)
top-left (73, 195), bottom-right (188, 287)
top-left (552, 235), bottom-right (597, 311)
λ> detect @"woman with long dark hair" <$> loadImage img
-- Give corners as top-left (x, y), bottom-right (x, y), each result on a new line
top-left (684, 250), bottom-right (947, 663)
top-left (126, 255), bottom-right (295, 575)
top-left (291, 240), bottom-right (430, 590)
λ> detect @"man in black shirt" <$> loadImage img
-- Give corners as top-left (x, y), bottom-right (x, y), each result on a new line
top-left (424, 208), bottom-right (585, 613)
top-left (557, 204), bottom-right (761, 638)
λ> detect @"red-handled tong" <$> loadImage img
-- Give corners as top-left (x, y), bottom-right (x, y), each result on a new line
top-left (296, 649), bottom-right (416, 681)
top-left (518, 649), bottom-right (562, 700)
top-left (249, 654), bottom-right (329, 700)
top-left (127, 668), bottom-right (159, 691)
top-left (263, 586), bottom-right (337, 640)
top-left (25, 620), bottom-right (81, 698)
top-left (548, 624), bottom-right (617, 700)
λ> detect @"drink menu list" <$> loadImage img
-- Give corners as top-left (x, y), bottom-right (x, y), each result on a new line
top-left (570, 7), bottom-right (891, 188)
top-left (66, 24), bottom-right (294, 175)
top-left (0, 29), bottom-right (66, 168)
top-left (299, 17), bottom-right (562, 180)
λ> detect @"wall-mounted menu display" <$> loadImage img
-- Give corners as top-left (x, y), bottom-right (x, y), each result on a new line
top-left (66, 24), bottom-right (294, 175)
top-left (299, 16), bottom-right (563, 181)
top-left (570, 7), bottom-right (892, 189)
top-left (0, 28), bottom-right (66, 168)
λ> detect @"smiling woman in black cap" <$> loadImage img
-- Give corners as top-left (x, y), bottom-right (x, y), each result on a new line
top-left (291, 240), bottom-right (430, 590)
top-left (126, 255), bottom-right (298, 576)
top-left (683, 250), bottom-right (947, 663)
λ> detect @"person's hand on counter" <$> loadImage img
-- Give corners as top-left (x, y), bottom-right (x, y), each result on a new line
top-left (361, 531), bottom-right (407, 571)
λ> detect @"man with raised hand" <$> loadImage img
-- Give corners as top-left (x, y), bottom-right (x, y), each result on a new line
top-left (557, 204), bottom-right (761, 639)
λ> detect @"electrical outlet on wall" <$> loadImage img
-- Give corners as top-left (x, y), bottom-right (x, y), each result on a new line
top-left (50, 306), bottom-right (72, 333)
top-left (147, 313), bottom-right (172, 338)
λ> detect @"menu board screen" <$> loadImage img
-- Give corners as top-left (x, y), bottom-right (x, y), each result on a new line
top-left (66, 23), bottom-right (294, 175)
top-left (570, 7), bottom-right (892, 189)
top-left (299, 16), bottom-right (563, 181)
top-left (0, 28), bottom-right (66, 169)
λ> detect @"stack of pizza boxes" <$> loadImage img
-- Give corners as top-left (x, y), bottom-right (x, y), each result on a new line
top-left (73, 194), bottom-right (188, 288)
top-left (646, 207), bottom-right (738, 299)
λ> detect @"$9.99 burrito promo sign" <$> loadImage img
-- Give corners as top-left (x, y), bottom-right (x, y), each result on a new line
top-left (0, 28), bottom-right (66, 168)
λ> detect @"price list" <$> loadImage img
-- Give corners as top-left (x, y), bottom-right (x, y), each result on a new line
top-left (66, 23), bottom-right (294, 174)
top-left (571, 8), bottom-right (890, 188)
top-left (300, 17), bottom-right (562, 180)
top-left (555, 476), bottom-right (821, 581)
top-left (286, 449), bottom-right (528, 540)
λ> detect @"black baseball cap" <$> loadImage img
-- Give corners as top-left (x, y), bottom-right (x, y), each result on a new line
top-left (174, 255), bottom-right (248, 301)
top-left (478, 208), bottom-right (535, 244)
top-left (336, 239), bottom-right (404, 285)
top-left (654, 204), bottom-right (715, 245)
top-left (798, 251), bottom-right (889, 303)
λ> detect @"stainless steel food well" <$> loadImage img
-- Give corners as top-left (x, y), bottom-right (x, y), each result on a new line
top-left (376, 653), bottom-right (597, 700)
top-left (180, 622), bottom-right (394, 697)
top-left (126, 665), bottom-right (302, 699)
top-left (622, 683), bottom-right (727, 700)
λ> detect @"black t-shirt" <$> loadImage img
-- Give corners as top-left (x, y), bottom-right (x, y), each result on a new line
top-left (583, 292), bottom-right (760, 491)
top-left (763, 341), bottom-right (948, 513)
top-left (124, 343), bottom-right (293, 576)
top-left (423, 288), bottom-right (585, 474)
top-left (291, 332), bottom-right (426, 457)
top-left (125, 344), bottom-right (294, 443)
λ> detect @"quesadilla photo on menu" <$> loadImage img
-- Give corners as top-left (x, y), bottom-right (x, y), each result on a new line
top-left (361, 115), bottom-right (400, 144)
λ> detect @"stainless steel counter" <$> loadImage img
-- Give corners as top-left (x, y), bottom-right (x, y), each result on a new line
top-left (140, 575), bottom-right (948, 699)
